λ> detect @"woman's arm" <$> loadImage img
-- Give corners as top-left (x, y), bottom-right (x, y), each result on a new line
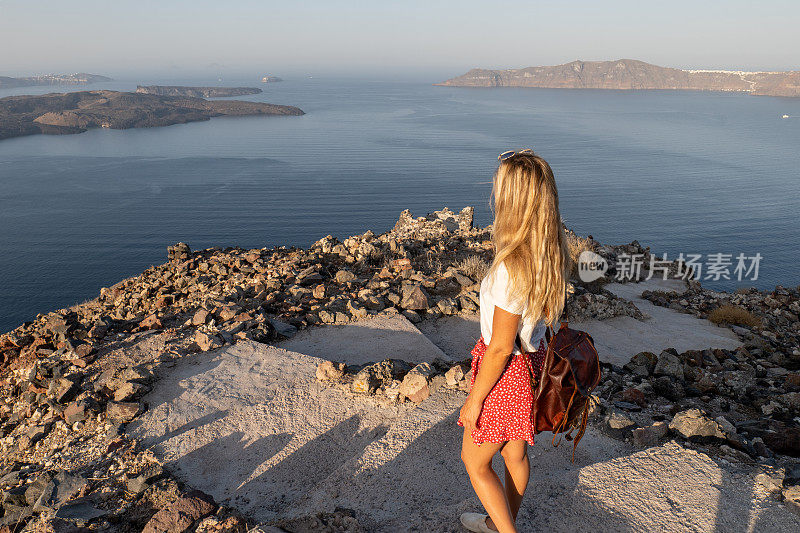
top-left (459, 306), bottom-right (521, 436)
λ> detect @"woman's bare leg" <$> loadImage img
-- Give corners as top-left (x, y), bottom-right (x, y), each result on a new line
top-left (461, 428), bottom-right (517, 533)
top-left (500, 439), bottom-right (530, 521)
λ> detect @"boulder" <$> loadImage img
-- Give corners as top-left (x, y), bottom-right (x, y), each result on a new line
top-left (33, 471), bottom-right (88, 513)
top-left (351, 367), bottom-right (380, 395)
top-left (269, 318), bottom-right (297, 339)
top-left (623, 351), bottom-right (658, 376)
top-left (668, 408), bottom-right (725, 440)
top-left (195, 331), bottom-right (223, 352)
top-left (316, 361), bottom-right (346, 381)
top-left (106, 401), bottom-right (140, 423)
top-left (653, 351), bottom-right (685, 380)
top-left (113, 381), bottom-right (147, 402)
top-left (399, 362), bottom-right (435, 403)
top-left (604, 408), bottom-right (635, 433)
top-left (335, 270), bottom-right (356, 283)
top-left (445, 365), bottom-right (465, 386)
top-left (399, 284), bottom-right (429, 310)
top-left (632, 421), bottom-right (668, 447)
top-left (142, 491), bottom-right (216, 533)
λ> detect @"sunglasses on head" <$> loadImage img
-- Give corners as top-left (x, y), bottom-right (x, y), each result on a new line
top-left (498, 148), bottom-right (534, 161)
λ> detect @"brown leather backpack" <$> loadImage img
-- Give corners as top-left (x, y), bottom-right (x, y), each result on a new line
top-left (517, 321), bottom-right (601, 462)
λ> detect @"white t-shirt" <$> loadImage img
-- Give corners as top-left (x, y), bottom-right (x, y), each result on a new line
top-left (479, 260), bottom-right (547, 354)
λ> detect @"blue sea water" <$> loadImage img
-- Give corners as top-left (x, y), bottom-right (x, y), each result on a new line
top-left (1, 77), bottom-right (799, 332)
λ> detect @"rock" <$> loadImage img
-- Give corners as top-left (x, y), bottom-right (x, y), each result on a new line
top-left (335, 270), bottom-right (357, 283)
top-left (50, 377), bottom-right (79, 404)
top-left (783, 485), bottom-right (800, 515)
top-left (168, 242), bottom-right (191, 262)
top-left (269, 318), bottom-right (297, 339)
top-left (351, 367), bottom-right (380, 395)
top-left (54, 496), bottom-right (107, 524)
top-left (624, 351), bottom-right (657, 376)
top-left (620, 387), bottom-right (646, 407)
top-left (755, 471), bottom-right (785, 495)
top-left (25, 473), bottom-right (53, 505)
top-left (126, 465), bottom-right (164, 494)
top-left (19, 424), bottom-right (50, 450)
top-left (399, 362), bottom-right (435, 403)
top-left (106, 401), bottom-right (140, 422)
top-left (384, 380), bottom-right (401, 402)
top-left (316, 361), bottom-right (346, 381)
top-left (445, 365), bottom-right (465, 386)
top-left (399, 284), bottom-right (429, 310)
top-left (632, 421), bottom-right (668, 447)
top-left (113, 381), bottom-right (147, 402)
top-left (195, 514), bottom-right (249, 533)
top-left (458, 370), bottom-right (472, 392)
top-left (195, 331), bottom-right (223, 351)
top-left (762, 424), bottom-right (800, 456)
top-left (653, 350), bottom-right (685, 380)
top-left (142, 491), bottom-right (217, 533)
top-left (785, 464), bottom-right (800, 486)
top-left (2, 486), bottom-right (28, 507)
top-left (0, 501), bottom-right (33, 528)
top-left (63, 399), bottom-right (92, 424)
top-left (401, 309), bottom-right (422, 323)
top-left (668, 408), bottom-right (726, 440)
top-left (192, 309), bottom-right (210, 326)
top-left (604, 409), bottom-right (635, 431)
top-left (613, 401), bottom-right (642, 412)
top-left (33, 471), bottom-right (88, 513)
top-left (313, 284), bottom-right (327, 299)
top-left (652, 376), bottom-right (685, 401)
top-left (715, 416), bottom-right (737, 437)
top-left (276, 507), bottom-right (365, 533)
top-left (140, 313), bottom-right (162, 330)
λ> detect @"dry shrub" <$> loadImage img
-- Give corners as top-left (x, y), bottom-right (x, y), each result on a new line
top-left (708, 305), bottom-right (761, 328)
top-left (565, 230), bottom-right (592, 277)
top-left (456, 255), bottom-right (489, 281)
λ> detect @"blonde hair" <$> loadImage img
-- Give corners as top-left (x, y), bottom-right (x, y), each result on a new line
top-left (487, 151), bottom-right (571, 327)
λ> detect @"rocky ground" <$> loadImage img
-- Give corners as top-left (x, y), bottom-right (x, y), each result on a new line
top-left (1, 206), bottom-right (798, 532)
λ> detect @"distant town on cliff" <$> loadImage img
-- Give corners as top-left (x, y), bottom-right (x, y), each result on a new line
top-left (438, 59), bottom-right (800, 97)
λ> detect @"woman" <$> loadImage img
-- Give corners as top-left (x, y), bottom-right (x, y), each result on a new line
top-left (457, 149), bottom-right (570, 533)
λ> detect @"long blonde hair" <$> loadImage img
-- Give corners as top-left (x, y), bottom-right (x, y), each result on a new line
top-left (488, 151), bottom-right (571, 327)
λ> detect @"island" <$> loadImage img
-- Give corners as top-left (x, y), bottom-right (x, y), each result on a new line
top-left (135, 85), bottom-right (262, 98)
top-left (261, 75), bottom-right (283, 83)
top-left (0, 73), bottom-right (112, 89)
top-left (437, 59), bottom-right (800, 97)
top-left (0, 90), bottom-right (304, 141)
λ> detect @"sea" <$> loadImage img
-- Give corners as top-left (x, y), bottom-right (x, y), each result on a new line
top-left (1, 77), bottom-right (799, 333)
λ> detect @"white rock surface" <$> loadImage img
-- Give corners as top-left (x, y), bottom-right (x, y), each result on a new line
top-left (129, 337), bottom-right (800, 531)
top-left (277, 310), bottom-right (448, 364)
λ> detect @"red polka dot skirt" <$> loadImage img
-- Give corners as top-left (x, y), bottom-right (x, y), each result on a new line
top-left (457, 336), bottom-right (546, 446)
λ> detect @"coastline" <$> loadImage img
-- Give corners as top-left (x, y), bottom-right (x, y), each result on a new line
top-left (1, 207), bottom-right (798, 530)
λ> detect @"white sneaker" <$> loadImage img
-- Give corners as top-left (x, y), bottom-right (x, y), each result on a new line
top-left (459, 512), bottom-right (495, 532)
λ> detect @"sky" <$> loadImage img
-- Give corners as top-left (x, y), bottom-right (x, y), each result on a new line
top-left (1, 0), bottom-right (798, 79)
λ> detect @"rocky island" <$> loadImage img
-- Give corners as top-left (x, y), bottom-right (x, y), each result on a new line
top-left (437, 59), bottom-right (800, 97)
top-left (1, 207), bottom-right (799, 531)
top-left (0, 73), bottom-right (112, 89)
top-left (135, 86), bottom-right (263, 98)
top-left (0, 90), bottom-right (304, 141)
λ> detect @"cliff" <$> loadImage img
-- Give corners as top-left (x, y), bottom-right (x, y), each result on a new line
top-left (134, 85), bottom-right (263, 98)
top-left (0, 90), bottom-right (304, 141)
top-left (0, 207), bottom-right (798, 531)
top-left (437, 59), bottom-right (800, 97)
top-left (0, 73), bottom-right (112, 89)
